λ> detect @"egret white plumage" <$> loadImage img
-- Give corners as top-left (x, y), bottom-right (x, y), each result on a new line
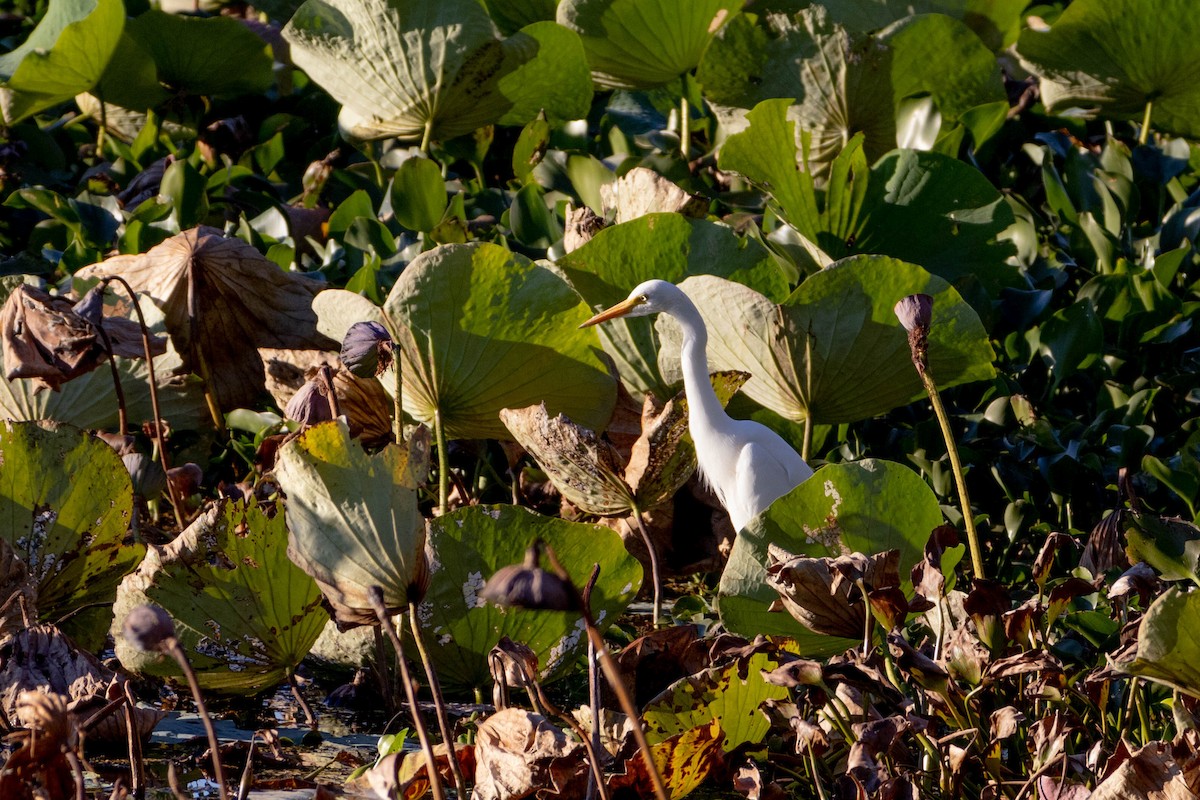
top-left (581, 279), bottom-right (814, 531)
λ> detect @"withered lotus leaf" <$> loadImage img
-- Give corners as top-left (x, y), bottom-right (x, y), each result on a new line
top-left (472, 708), bottom-right (587, 800)
top-left (75, 226), bottom-right (337, 409)
top-left (764, 545), bottom-right (900, 639)
top-left (0, 284), bottom-right (161, 392)
top-left (610, 718), bottom-right (724, 800)
top-left (275, 419), bottom-right (430, 628)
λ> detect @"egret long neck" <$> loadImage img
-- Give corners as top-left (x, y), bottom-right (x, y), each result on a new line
top-left (671, 298), bottom-right (729, 434)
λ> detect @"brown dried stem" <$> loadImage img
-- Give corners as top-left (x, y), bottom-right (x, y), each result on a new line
top-left (163, 638), bottom-right (229, 800)
top-left (408, 602), bottom-right (467, 797)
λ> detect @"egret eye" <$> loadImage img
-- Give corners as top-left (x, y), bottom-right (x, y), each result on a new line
top-left (639, 295), bottom-right (649, 303)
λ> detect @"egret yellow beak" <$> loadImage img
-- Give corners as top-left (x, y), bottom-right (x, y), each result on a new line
top-left (579, 296), bottom-right (645, 328)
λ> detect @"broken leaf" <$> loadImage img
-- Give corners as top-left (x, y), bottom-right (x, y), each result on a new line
top-left (472, 708), bottom-right (587, 800)
top-left (765, 547), bottom-right (900, 639)
top-left (112, 498), bottom-right (328, 694)
top-left (75, 226), bottom-right (336, 410)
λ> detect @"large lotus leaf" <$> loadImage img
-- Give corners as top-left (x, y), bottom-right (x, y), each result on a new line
top-left (642, 651), bottom-right (790, 753)
top-left (0, 278), bottom-right (209, 431)
top-left (384, 242), bottom-right (615, 440)
top-left (1118, 586), bottom-right (1200, 697)
top-left (718, 459), bottom-right (944, 653)
top-left (718, 98), bottom-right (1017, 291)
top-left (76, 227), bottom-right (336, 411)
top-left (557, 0), bottom-right (743, 89)
top-left (112, 499), bottom-right (328, 694)
top-left (556, 213), bottom-right (788, 401)
top-left (0, 421), bottom-right (141, 629)
top-left (819, 0), bottom-right (1025, 50)
top-left (482, 0), bottom-right (559, 35)
top-left (275, 420), bottom-right (428, 628)
top-left (1017, 0), bottom-right (1200, 139)
top-left (612, 719), bottom-right (723, 799)
top-left (284, 0), bottom-right (592, 143)
top-left (658, 257), bottom-right (994, 426)
top-left (95, 11), bottom-right (274, 108)
top-left (416, 504), bottom-right (642, 692)
top-left (0, 0), bottom-right (123, 124)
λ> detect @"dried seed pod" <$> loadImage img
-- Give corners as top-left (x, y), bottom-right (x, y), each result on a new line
top-left (340, 321), bottom-right (394, 378)
top-left (122, 604), bottom-right (176, 653)
top-left (481, 542), bottom-right (579, 612)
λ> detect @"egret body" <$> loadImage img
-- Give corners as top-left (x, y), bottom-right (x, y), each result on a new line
top-left (581, 280), bottom-right (813, 530)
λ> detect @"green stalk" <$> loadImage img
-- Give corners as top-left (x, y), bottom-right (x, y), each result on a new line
top-left (680, 95), bottom-right (690, 162)
top-left (1139, 99), bottom-right (1154, 146)
top-left (629, 503), bottom-right (662, 627)
top-left (409, 603), bottom-right (467, 797)
top-left (421, 118), bottom-right (435, 156)
top-left (921, 370), bottom-right (986, 580)
top-left (434, 409), bottom-right (449, 515)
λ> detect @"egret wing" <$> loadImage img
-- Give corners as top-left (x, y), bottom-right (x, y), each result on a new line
top-left (733, 439), bottom-right (811, 531)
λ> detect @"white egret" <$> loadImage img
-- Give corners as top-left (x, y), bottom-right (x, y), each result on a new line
top-left (581, 279), bottom-right (813, 531)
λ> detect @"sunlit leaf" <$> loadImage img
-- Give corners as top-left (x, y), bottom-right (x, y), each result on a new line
top-left (112, 499), bottom-right (328, 694)
top-left (275, 420), bottom-right (430, 627)
top-left (1118, 586), bottom-right (1200, 697)
top-left (612, 718), bottom-right (724, 799)
top-left (416, 504), bottom-right (642, 693)
top-left (718, 459), bottom-right (945, 652)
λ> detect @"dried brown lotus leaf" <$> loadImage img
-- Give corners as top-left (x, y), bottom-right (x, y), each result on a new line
top-left (76, 226), bottom-right (336, 409)
top-left (472, 708), bottom-right (587, 800)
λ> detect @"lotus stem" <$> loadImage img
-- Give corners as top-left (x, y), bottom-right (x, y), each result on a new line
top-left (236, 737), bottom-right (256, 800)
top-left (922, 372), bottom-right (986, 580)
top-left (1139, 99), bottom-right (1154, 146)
top-left (583, 568), bottom-right (603, 800)
top-left (408, 602), bottom-right (467, 797)
top-left (367, 587), bottom-right (447, 800)
top-left (315, 365), bottom-right (341, 420)
top-left (420, 118), bottom-right (435, 157)
top-left (94, 323), bottom-right (128, 435)
top-left (378, 307), bottom-right (405, 446)
top-left (531, 680), bottom-right (612, 800)
top-left (434, 409), bottom-right (449, 514)
top-left (163, 638), bottom-right (229, 800)
top-left (287, 672), bottom-right (318, 735)
top-left (628, 504), bottom-right (662, 627)
top-left (680, 95), bottom-right (690, 162)
top-left (100, 275), bottom-right (186, 529)
top-left (167, 762), bottom-right (188, 800)
top-left (122, 682), bottom-right (145, 800)
top-left (65, 749), bottom-right (86, 800)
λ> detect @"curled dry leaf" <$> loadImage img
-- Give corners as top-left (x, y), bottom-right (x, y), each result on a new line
top-left (765, 545), bottom-right (900, 639)
top-left (349, 743), bottom-right (477, 800)
top-left (600, 167), bottom-right (708, 225)
top-left (0, 284), bottom-right (161, 392)
top-left (76, 226), bottom-right (336, 410)
top-left (472, 708), bottom-right (588, 800)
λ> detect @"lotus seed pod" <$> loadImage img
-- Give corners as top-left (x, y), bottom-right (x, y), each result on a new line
top-left (893, 293), bottom-right (932, 333)
top-left (340, 321), bottom-right (394, 378)
top-left (123, 452), bottom-right (167, 499)
top-left (480, 543), bottom-right (579, 612)
top-left (123, 604), bottom-right (176, 652)
top-left (286, 379), bottom-right (334, 426)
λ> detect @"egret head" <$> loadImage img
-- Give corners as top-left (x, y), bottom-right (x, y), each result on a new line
top-left (579, 279), bottom-right (680, 328)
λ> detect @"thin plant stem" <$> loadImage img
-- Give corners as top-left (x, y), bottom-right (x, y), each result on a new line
top-left (1139, 99), bottom-right (1154, 146)
top-left (421, 118), bottom-right (435, 156)
top-left (194, 348), bottom-right (228, 438)
top-left (236, 737), bottom-right (256, 800)
top-left (435, 409), bottom-right (450, 514)
top-left (680, 95), bottom-right (690, 162)
top-left (807, 744), bottom-right (827, 800)
top-left (167, 762), bottom-right (188, 800)
top-left (94, 322), bottom-right (128, 435)
top-left (628, 504), bottom-right (662, 627)
top-left (857, 580), bottom-right (873, 658)
top-left (582, 567), bottom-right (603, 800)
top-left (164, 639), bottom-right (229, 800)
top-left (65, 750), bottom-right (87, 800)
top-left (287, 672), bottom-right (318, 733)
top-left (368, 587), bottom-right (447, 800)
top-left (122, 682), bottom-right (145, 800)
top-left (533, 681), bottom-right (613, 800)
top-left (409, 603), bottom-right (467, 797)
top-left (101, 275), bottom-right (186, 528)
top-left (921, 370), bottom-right (986, 580)
top-left (316, 365), bottom-right (341, 420)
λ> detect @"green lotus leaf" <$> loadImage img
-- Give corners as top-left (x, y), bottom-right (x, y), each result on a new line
top-left (275, 420), bottom-right (429, 627)
top-left (284, 0), bottom-right (593, 143)
top-left (556, 213), bottom-right (788, 401)
top-left (642, 650), bottom-right (790, 752)
top-left (96, 11), bottom-right (274, 109)
top-left (557, 0), bottom-right (743, 89)
top-left (416, 504), bottom-right (642, 692)
top-left (384, 242), bottom-right (616, 440)
top-left (0, 0), bottom-right (124, 124)
top-left (718, 459), bottom-right (945, 653)
top-left (719, 98), bottom-right (1017, 291)
top-left (0, 421), bottom-right (141, 631)
top-left (0, 279), bottom-right (209, 431)
top-left (482, 0), bottom-right (560, 35)
top-left (1118, 586), bottom-right (1200, 697)
top-left (112, 499), bottom-right (328, 694)
top-left (818, 0), bottom-right (1026, 50)
top-left (658, 256), bottom-right (994, 426)
top-left (1017, 0), bottom-right (1200, 138)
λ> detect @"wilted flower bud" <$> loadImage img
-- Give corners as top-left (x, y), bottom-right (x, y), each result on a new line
top-left (340, 321), bottom-right (395, 378)
top-left (894, 293), bottom-right (933, 374)
top-left (481, 542), bottom-right (580, 612)
top-left (72, 285), bottom-right (106, 326)
top-left (123, 604), bottom-right (176, 652)
top-left (286, 378), bottom-right (334, 426)
top-left (167, 462), bottom-right (204, 499)
top-left (302, 155), bottom-right (334, 197)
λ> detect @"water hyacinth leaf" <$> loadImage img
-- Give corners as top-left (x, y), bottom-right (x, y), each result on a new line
top-left (1017, 0), bottom-right (1200, 138)
top-left (391, 156), bottom-right (447, 233)
top-left (642, 651), bottom-right (789, 753)
top-left (1122, 512), bottom-right (1200, 584)
top-left (557, 0), bottom-right (744, 89)
top-left (1118, 586), bottom-right (1200, 697)
top-left (417, 504), bottom-right (642, 693)
top-left (0, 0), bottom-right (124, 124)
top-left (384, 242), bottom-right (616, 440)
top-left (75, 227), bottom-right (336, 411)
top-left (718, 459), bottom-right (944, 651)
top-left (659, 258), bottom-right (994, 426)
top-left (112, 499), bottom-right (328, 694)
top-left (557, 213), bottom-right (788, 401)
top-left (284, 0), bottom-right (592, 143)
top-left (275, 420), bottom-right (429, 627)
top-left (718, 99), bottom-right (1017, 291)
top-left (0, 421), bottom-right (142, 633)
